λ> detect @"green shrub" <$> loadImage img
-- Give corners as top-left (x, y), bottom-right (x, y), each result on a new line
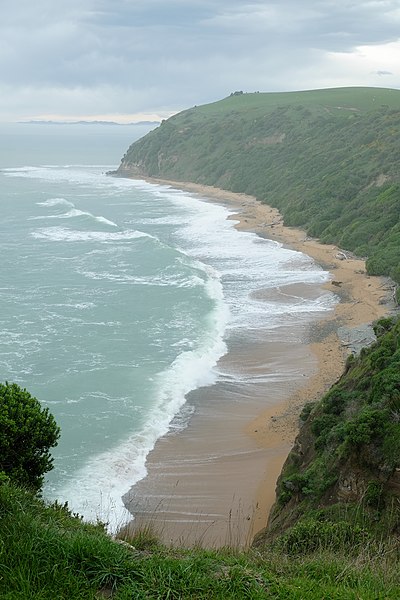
top-left (0, 382), bottom-right (60, 491)
top-left (344, 408), bottom-right (387, 448)
top-left (321, 389), bottom-right (350, 416)
top-left (280, 459), bottom-right (337, 501)
top-left (276, 518), bottom-right (369, 555)
top-left (382, 422), bottom-right (400, 468)
top-left (364, 481), bottom-right (385, 510)
top-left (311, 413), bottom-right (338, 437)
top-left (299, 402), bottom-right (315, 422)
top-left (373, 317), bottom-right (397, 337)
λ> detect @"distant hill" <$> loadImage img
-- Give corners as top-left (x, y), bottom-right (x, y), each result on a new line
top-left (117, 87), bottom-right (400, 290)
top-left (21, 120), bottom-right (160, 126)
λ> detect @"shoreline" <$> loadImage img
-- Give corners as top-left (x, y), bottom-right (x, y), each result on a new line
top-left (120, 175), bottom-right (394, 546)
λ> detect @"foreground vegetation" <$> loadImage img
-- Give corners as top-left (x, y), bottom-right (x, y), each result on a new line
top-left (0, 382), bottom-right (60, 491)
top-left (118, 87), bottom-right (400, 290)
top-left (1, 481), bottom-right (399, 599)
top-left (1, 316), bottom-right (400, 597)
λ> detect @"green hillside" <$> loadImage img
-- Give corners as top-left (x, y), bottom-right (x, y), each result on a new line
top-left (257, 316), bottom-right (400, 547)
top-left (118, 87), bottom-right (400, 287)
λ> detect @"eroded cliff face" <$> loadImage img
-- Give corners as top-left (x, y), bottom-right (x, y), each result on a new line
top-left (116, 160), bottom-right (146, 177)
top-left (254, 317), bottom-right (400, 547)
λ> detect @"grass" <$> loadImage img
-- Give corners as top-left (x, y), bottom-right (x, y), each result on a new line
top-left (182, 87), bottom-right (400, 119)
top-left (1, 481), bottom-right (399, 599)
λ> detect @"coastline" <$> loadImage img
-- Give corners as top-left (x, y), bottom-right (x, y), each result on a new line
top-left (120, 176), bottom-right (393, 547)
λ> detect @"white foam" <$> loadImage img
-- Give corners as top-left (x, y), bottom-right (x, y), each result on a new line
top-left (95, 215), bottom-right (119, 227)
top-left (2, 164), bottom-right (136, 193)
top-left (51, 302), bottom-right (95, 310)
top-left (31, 209), bottom-right (118, 227)
top-left (37, 197), bottom-right (74, 208)
top-left (55, 270), bottom-right (229, 530)
top-left (35, 198), bottom-right (119, 228)
top-left (2, 166), bottom-right (41, 173)
top-left (31, 226), bottom-right (150, 243)
top-left (137, 181), bottom-right (336, 331)
top-left (77, 268), bottom-right (206, 288)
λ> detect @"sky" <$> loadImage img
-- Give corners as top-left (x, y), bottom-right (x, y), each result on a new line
top-left (1, 0), bottom-right (399, 123)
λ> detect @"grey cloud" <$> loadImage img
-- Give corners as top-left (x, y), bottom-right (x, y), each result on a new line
top-left (204, 1), bottom-right (400, 50)
top-left (0, 0), bottom-right (399, 120)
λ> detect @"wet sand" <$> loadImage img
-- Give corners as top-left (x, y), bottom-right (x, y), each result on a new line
top-left (120, 179), bottom-right (393, 548)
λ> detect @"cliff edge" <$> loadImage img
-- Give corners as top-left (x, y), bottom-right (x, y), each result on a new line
top-left (254, 316), bottom-right (400, 547)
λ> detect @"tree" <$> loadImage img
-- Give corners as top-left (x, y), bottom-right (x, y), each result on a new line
top-left (0, 382), bottom-right (60, 492)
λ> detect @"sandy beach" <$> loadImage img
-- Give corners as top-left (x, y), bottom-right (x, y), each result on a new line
top-left (120, 178), bottom-right (394, 547)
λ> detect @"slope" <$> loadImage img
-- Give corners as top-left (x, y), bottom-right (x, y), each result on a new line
top-left (117, 87), bottom-right (400, 287)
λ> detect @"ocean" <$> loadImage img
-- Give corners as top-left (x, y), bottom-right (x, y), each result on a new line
top-left (0, 123), bottom-right (336, 529)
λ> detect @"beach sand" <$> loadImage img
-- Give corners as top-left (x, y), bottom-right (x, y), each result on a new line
top-left (120, 179), bottom-right (394, 548)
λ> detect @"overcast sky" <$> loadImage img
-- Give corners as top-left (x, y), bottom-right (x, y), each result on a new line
top-left (1, 0), bottom-right (399, 122)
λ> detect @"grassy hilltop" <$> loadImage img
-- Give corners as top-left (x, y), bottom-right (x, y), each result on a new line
top-left (118, 87), bottom-right (400, 289)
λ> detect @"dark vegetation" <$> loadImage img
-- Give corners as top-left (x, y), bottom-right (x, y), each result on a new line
top-left (0, 382), bottom-right (60, 491)
top-left (118, 87), bottom-right (400, 291)
top-left (261, 316), bottom-right (400, 549)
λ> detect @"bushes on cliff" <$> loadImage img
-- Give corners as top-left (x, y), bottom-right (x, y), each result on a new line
top-left (275, 317), bottom-right (400, 516)
top-left (275, 517), bottom-right (369, 555)
top-left (344, 407), bottom-right (388, 448)
top-left (0, 381), bottom-right (60, 491)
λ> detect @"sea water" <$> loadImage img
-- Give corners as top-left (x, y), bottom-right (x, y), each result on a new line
top-left (0, 123), bottom-right (336, 528)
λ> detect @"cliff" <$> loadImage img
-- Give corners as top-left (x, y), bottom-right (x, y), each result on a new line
top-left (116, 87), bottom-right (400, 290)
top-left (254, 316), bottom-right (400, 547)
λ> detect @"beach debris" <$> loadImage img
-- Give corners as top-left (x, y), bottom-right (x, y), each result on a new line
top-left (331, 280), bottom-right (342, 287)
top-left (335, 251), bottom-right (349, 260)
top-left (113, 538), bottom-right (137, 553)
top-left (261, 219), bottom-right (282, 227)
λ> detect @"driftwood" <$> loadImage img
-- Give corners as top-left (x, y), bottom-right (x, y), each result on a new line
top-left (341, 337), bottom-right (371, 347)
top-left (260, 219), bottom-right (282, 227)
top-left (375, 279), bottom-right (399, 305)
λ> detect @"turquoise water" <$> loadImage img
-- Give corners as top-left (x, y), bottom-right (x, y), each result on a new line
top-left (0, 124), bottom-right (335, 526)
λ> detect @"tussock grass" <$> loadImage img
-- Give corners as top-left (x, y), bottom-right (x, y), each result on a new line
top-left (1, 482), bottom-right (399, 599)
